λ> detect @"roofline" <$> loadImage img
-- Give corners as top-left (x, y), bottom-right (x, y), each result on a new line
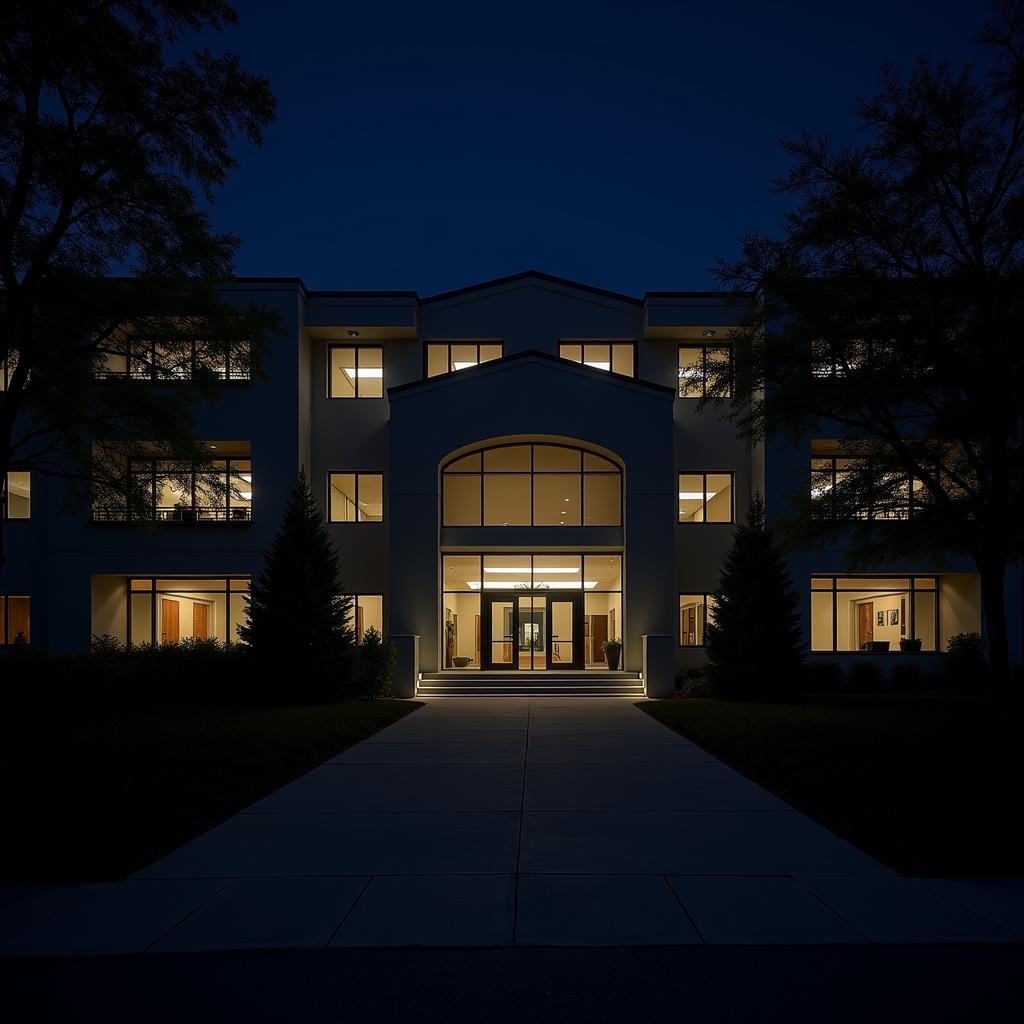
top-left (388, 347), bottom-right (676, 397)
top-left (643, 289), bottom-right (755, 300)
top-left (420, 270), bottom-right (642, 306)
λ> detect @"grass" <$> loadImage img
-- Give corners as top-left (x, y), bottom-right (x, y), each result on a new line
top-left (0, 700), bottom-right (422, 883)
top-left (639, 694), bottom-right (1024, 877)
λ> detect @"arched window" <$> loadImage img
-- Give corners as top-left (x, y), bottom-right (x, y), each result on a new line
top-left (442, 443), bottom-right (621, 527)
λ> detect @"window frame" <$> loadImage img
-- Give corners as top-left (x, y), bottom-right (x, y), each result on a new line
top-left (327, 344), bottom-right (384, 399)
top-left (126, 576), bottom-right (250, 647)
top-left (343, 592), bottom-right (385, 643)
top-left (810, 455), bottom-right (924, 521)
top-left (441, 442), bottom-right (623, 528)
top-left (678, 471), bottom-right (735, 524)
top-left (810, 574), bottom-right (941, 653)
top-left (2, 471), bottom-right (31, 520)
top-left (327, 471), bottom-right (385, 524)
top-left (0, 594), bottom-right (31, 645)
top-left (95, 336), bottom-right (251, 383)
top-left (558, 340), bottom-right (637, 378)
top-left (424, 341), bottom-right (503, 379)
top-left (679, 593), bottom-right (716, 647)
top-left (677, 343), bottom-right (733, 399)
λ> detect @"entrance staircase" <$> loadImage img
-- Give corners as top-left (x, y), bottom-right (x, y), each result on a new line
top-left (416, 670), bottom-right (645, 697)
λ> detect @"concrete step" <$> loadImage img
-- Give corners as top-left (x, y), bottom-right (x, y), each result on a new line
top-left (418, 687), bottom-right (645, 697)
top-left (417, 671), bottom-right (645, 697)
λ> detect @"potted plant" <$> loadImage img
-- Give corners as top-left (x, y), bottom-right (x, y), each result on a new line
top-left (899, 637), bottom-right (923, 653)
top-left (601, 636), bottom-right (622, 671)
top-left (444, 618), bottom-right (456, 668)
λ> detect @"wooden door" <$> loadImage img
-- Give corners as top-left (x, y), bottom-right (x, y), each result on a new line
top-left (193, 602), bottom-right (209, 640)
top-left (680, 607), bottom-right (696, 647)
top-left (591, 614), bottom-right (609, 663)
top-left (356, 605), bottom-right (364, 643)
top-left (857, 602), bottom-right (874, 649)
top-left (161, 598), bottom-right (180, 644)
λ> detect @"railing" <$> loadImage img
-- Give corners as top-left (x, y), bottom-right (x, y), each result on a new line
top-left (92, 505), bottom-right (252, 523)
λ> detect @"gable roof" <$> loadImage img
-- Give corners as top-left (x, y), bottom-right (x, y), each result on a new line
top-left (420, 270), bottom-right (643, 306)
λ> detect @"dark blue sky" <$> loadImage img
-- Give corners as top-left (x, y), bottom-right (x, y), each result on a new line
top-left (212, 0), bottom-right (985, 295)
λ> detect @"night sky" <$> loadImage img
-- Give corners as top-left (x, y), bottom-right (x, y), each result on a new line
top-left (212, 0), bottom-right (984, 296)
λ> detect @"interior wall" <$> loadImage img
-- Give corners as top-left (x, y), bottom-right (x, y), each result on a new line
top-left (90, 575), bottom-right (127, 645)
top-left (941, 573), bottom-right (982, 648)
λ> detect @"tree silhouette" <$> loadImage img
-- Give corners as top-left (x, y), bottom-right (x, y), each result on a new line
top-left (705, 494), bottom-right (803, 699)
top-left (714, 1), bottom-right (1024, 690)
top-left (239, 469), bottom-right (355, 656)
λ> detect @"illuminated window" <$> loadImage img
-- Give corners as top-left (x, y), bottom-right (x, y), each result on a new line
top-left (0, 595), bottom-right (30, 645)
top-left (2, 472), bottom-right (30, 519)
top-left (328, 346), bottom-right (383, 398)
top-left (442, 444), bottom-right (621, 527)
top-left (344, 594), bottom-right (384, 642)
top-left (426, 342), bottom-right (502, 377)
top-left (329, 473), bottom-right (383, 522)
top-left (811, 451), bottom-right (926, 521)
top-left (679, 594), bottom-right (717, 646)
top-left (559, 343), bottom-right (635, 377)
top-left (127, 577), bottom-right (249, 646)
top-left (678, 473), bottom-right (733, 523)
top-left (678, 345), bottom-right (732, 398)
top-left (95, 331), bottom-right (251, 381)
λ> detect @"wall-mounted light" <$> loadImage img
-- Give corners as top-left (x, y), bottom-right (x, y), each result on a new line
top-left (702, 329), bottom-right (717, 338)
top-left (347, 329), bottom-right (361, 337)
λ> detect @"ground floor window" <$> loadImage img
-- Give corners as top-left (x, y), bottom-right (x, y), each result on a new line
top-left (127, 577), bottom-right (250, 646)
top-left (811, 576), bottom-right (939, 652)
top-left (441, 553), bottom-right (622, 670)
top-left (345, 594), bottom-right (383, 642)
top-left (1, 595), bottom-right (30, 644)
top-left (679, 594), bottom-right (716, 646)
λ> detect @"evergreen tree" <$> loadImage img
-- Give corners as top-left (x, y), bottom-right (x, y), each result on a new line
top-left (705, 493), bottom-right (803, 699)
top-left (239, 470), bottom-right (354, 656)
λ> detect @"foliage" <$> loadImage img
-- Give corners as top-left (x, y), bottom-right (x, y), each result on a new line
top-left (848, 659), bottom-right (884, 693)
top-left (0, 1), bottom-right (278, 576)
top-left (355, 627), bottom-right (397, 699)
top-left (802, 658), bottom-right (844, 693)
top-left (890, 661), bottom-right (927, 694)
top-left (704, 493), bottom-right (804, 700)
top-left (600, 637), bottom-right (622, 653)
top-left (712, 1), bottom-right (1024, 688)
top-left (676, 667), bottom-right (717, 699)
top-left (239, 469), bottom-right (355, 658)
top-left (945, 631), bottom-right (988, 691)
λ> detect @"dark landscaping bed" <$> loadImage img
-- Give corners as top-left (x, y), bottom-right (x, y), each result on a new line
top-left (1, 700), bottom-right (421, 883)
top-left (639, 694), bottom-right (1024, 877)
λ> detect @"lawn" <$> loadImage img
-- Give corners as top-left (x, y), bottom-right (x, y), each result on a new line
top-left (0, 700), bottom-right (421, 883)
top-left (640, 695), bottom-right (1024, 877)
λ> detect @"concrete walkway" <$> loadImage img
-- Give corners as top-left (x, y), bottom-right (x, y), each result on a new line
top-left (2, 698), bottom-right (1022, 954)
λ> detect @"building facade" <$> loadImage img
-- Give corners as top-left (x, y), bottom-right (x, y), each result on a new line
top-left (2, 271), bottom-right (1017, 694)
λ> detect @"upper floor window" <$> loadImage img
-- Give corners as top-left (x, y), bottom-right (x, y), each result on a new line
top-left (0, 353), bottom-right (16, 390)
top-left (678, 345), bottom-right (732, 398)
top-left (559, 343), bottom-right (635, 377)
top-left (2, 472), bottom-right (31, 519)
top-left (95, 331), bottom-right (251, 382)
top-left (442, 443), bottom-right (621, 527)
top-left (93, 444), bottom-right (252, 523)
top-left (811, 445), bottom-right (927, 520)
top-left (679, 473), bottom-right (734, 523)
top-left (329, 473), bottom-right (383, 522)
top-left (0, 595), bottom-right (30, 645)
top-left (329, 345), bottom-right (383, 398)
top-left (426, 342), bottom-right (502, 378)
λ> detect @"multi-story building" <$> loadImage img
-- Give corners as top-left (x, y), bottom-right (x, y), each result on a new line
top-left (2, 271), bottom-right (1016, 696)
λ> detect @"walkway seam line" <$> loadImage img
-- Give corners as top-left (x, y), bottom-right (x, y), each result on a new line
top-left (323, 875), bottom-right (375, 947)
top-left (510, 699), bottom-right (531, 943)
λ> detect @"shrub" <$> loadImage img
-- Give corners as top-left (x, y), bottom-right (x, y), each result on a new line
top-left (945, 632), bottom-right (987, 692)
top-left (890, 661), bottom-right (926, 694)
top-left (802, 658), bottom-right (844, 693)
top-left (849, 659), bottom-right (883, 693)
top-left (354, 628), bottom-right (397, 698)
top-left (677, 667), bottom-right (717, 699)
top-left (91, 633), bottom-right (124, 654)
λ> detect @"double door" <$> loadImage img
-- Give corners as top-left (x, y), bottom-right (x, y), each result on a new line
top-left (482, 591), bottom-right (583, 670)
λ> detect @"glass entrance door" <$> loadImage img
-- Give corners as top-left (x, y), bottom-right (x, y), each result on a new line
top-left (548, 593), bottom-right (582, 669)
top-left (483, 595), bottom-right (515, 669)
top-left (481, 591), bottom-right (583, 670)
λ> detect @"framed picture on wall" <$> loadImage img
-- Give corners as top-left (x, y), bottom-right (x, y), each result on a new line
top-left (876, 611), bottom-right (885, 626)
top-left (889, 609), bottom-right (899, 626)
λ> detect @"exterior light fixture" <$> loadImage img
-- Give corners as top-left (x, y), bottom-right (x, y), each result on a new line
top-left (702, 329), bottom-right (717, 337)
top-left (347, 329), bottom-right (360, 337)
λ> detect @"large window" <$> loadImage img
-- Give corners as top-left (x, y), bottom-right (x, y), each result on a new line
top-left (678, 473), bottom-right (733, 523)
top-left (328, 346), bottom-right (383, 398)
top-left (2, 472), bottom-right (30, 519)
top-left (811, 576), bottom-right (938, 652)
top-left (678, 345), bottom-right (732, 398)
top-left (559, 343), bottom-right (635, 377)
top-left (93, 448), bottom-right (252, 523)
top-left (344, 594), bottom-right (384, 642)
top-left (0, 353), bottom-right (15, 390)
top-left (0, 595), bottom-right (30, 645)
top-left (442, 443), bottom-right (621, 527)
top-left (679, 594), bottom-right (717, 646)
top-left (811, 453), bottom-right (927, 520)
top-left (426, 342), bottom-right (502, 378)
top-left (128, 577), bottom-right (249, 647)
top-left (329, 473), bottom-right (383, 522)
top-left (96, 334), bottom-right (251, 381)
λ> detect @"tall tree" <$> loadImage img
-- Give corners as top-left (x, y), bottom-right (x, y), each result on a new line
top-left (713, 1), bottom-right (1024, 690)
top-left (239, 470), bottom-right (355, 655)
top-left (0, 1), bottom-right (277, 576)
top-left (705, 494), bottom-right (804, 699)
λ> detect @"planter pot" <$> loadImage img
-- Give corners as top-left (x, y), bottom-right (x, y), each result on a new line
top-left (605, 648), bottom-right (621, 671)
top-left (899, 638), bottom-right (923, 653)
top-left (452, 656), bottom-right (471, 668)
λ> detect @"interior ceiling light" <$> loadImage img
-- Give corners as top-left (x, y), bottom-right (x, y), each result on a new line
top-left (584, 361), bottom-right (611, 370)
top-left (452, 361), bottom-right (477, 370)
top-left (342, 367), bottom-right (383, 379)
top-left (484, 566), bottom-right (579, 573)
top-left (468, 580), bottom-right (597, 590)
top-left (679, 491), bottom-right (716, 500)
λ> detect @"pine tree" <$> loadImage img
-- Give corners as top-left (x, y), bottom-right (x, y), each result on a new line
top-left (239, 470), bottom-right (354, 656)
top-left (705, 493), bottom-right (803, 699)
